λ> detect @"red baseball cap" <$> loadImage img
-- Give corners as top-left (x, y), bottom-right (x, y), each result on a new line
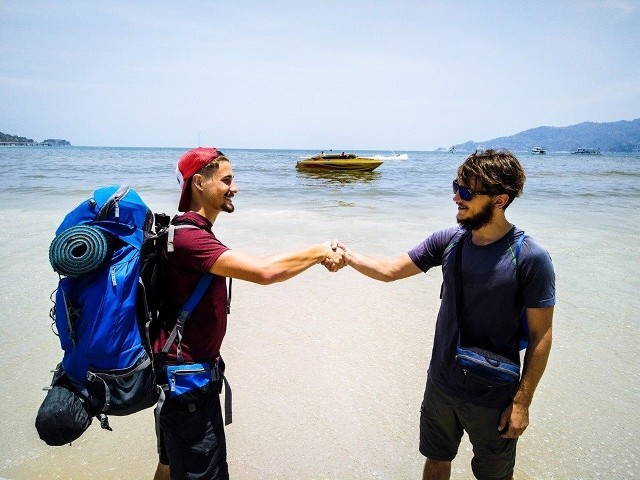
top-left (176, 147), bottom-right (224, 212)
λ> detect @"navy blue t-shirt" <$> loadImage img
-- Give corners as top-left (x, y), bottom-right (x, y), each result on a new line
top-left (408, 226), bottom-right (555, 408)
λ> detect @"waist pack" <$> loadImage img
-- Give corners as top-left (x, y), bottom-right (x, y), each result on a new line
top-left (165, 360), bottom-right (227, 404)
top-left (167, 363), bottom-right (217, 399)
top-left (455, 346), bottom-right (520, 387)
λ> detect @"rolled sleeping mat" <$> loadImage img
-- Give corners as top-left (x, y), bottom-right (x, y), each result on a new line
top-left (49, 225), bottom-right (113, 277)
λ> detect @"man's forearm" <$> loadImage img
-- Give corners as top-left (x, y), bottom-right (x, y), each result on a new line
top-left (346, 251), bottom-right (398, 282)
top-left (513, 327), bottom-right (552, 408)
top-left (257, 244), bottom-right (340, 283)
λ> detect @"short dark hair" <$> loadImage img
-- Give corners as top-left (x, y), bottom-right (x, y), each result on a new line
top-left (195, 155), bottom-right (229, 179)
top-left (457, 149), bottom-right (525, 209)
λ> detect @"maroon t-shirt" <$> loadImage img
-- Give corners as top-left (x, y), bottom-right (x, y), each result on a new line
top-left (153, 211), bottom-right (230, 364)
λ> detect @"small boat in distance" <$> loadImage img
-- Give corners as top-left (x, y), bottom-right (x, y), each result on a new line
top-left (572, 148), bottom-right (601, 155)
top-left (296, 152), bottom-right (383, 172)
top-left (531, 146), bottom-right (546, 155)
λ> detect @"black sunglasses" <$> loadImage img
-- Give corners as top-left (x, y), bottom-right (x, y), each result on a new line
top-left (452, 179), bottom-right (494, 201)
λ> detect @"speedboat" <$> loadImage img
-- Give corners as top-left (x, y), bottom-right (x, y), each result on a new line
top-left (531, 146), bottom-right (546, 154)
top-left (296, 153), bottom-right (383, 172)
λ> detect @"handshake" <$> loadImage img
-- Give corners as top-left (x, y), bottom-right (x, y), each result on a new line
top-left (321, 240), bottom-right (350, 272)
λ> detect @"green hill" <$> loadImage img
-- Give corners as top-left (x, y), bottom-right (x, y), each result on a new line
top-left (0, 131), bottom-right (34, 144)
top-left (453, 118), bottom-right (640, 153)
top-left (1, 131), bottom-right (70, 146)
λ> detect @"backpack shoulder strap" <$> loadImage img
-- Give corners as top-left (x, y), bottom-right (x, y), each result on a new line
top-left (160, 273), bottom-right (214, 361)
top-left (453, 230), bottom-right (469, 330)
top-left (178, 274), bottom-right (214, 320)
top-left (439, 229), bottom-right (465, 300)
top-left (167, 223), bottom-right (195, 253)
top-left (166, 216), bottom-right (209, 252)
top-left (160, 218), bottom-right (233, 361)
top-left (454, 231), bottom-right (527, 348)
top-left (513, 232), bottom-right (527, 288)
top-left (166, 219), bottom-right (233, 313)
top-left (444, 229), bottom-right (465, 256)
top-left (515, 233), bottom-right (525, 261)
top-left (514, 232), bottom-right (529, 350)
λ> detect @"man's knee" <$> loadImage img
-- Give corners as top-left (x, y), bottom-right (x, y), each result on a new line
top-left (153, 462), bottom-right (170, 480)
top-left (423, 458), bottom-right (451, 480)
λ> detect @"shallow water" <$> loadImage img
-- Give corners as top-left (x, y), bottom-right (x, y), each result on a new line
top-left (0, 146), bottom-right (638, 479)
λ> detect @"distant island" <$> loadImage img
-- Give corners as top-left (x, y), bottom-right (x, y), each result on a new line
top-left (0, 131), bottom-right (71, 146)
top-left (446, 118), bottom-right (640, 153)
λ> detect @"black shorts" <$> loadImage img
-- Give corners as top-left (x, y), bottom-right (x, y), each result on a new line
top-left (158, 390), bottom-right (228, 480)
top-left (419, 376), bottom-right (517, 480)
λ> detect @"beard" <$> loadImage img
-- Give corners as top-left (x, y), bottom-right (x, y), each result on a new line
top-left (222, 196), bottom-right (235, 213)
top-left (457, 200), bottom-right (494, 231)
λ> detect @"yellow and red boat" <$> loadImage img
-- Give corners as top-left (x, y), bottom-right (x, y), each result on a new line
top-left (296, 153), bottom-right (383, 172)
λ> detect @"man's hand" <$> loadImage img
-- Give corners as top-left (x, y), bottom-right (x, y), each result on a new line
top-left (498, 401), bottom-right (529, 438)
top-left (321, 240), bottom-right (347, 272)
top-left (332, 240), bottom-right (349, 257)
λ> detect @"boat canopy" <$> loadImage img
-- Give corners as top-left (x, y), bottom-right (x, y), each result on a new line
top-left (311, 153), bottom-right (357, 160)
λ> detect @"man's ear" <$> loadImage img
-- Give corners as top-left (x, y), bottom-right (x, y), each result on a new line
top-left (494, 193), bottom-right (510, 209)
top-left (191, 173), bottom-right (204, 192)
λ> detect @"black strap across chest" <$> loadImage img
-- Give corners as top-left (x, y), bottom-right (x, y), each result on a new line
top-left (453, 231), bottom-right (526, 346)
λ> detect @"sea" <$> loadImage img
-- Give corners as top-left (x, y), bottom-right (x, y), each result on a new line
top-left (0, 146), bottom-right (638, 479)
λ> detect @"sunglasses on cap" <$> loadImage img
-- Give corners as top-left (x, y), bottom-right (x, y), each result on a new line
top-left (452, 179), bottom-right (494, 201)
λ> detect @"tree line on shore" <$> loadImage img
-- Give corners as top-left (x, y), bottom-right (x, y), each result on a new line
top-left (0, 131), bottom-right (70, 146)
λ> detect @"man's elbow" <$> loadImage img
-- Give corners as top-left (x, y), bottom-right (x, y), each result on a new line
top-left (380, 265), bottom-right (405, 282)
top-left (253, 268), bottom-right (284, 285)
top-left (379, 273), bottom-right (397, 282)
top-left (529, 327), bottom-right (553, 353)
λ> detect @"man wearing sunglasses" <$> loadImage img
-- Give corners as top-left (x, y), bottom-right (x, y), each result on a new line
top-left (334, 149), bottom-right (555, 480)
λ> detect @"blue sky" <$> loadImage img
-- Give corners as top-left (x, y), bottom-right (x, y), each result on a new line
top-left (1, 1), bottom-right (639, 150)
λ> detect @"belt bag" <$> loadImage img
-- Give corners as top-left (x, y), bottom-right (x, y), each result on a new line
top-left (455, 346), bottom-right (520, 387)
top-left (166, 363), bottom-right (219, 402)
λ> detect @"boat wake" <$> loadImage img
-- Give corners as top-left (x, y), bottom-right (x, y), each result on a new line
top-left (373, 153), bottom-right (408, 160)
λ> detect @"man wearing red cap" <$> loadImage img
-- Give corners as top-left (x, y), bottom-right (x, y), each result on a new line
top-left (153, 147), bottom-right (345, 480)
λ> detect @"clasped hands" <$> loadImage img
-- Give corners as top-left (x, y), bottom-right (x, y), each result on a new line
top-left (321, 240), bottom-right (349, 272)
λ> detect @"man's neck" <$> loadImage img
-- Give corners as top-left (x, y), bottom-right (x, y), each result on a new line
top-left (191, 205), bottom-right (219, 225)
top-left (470, 217), bottom-right (513, 246)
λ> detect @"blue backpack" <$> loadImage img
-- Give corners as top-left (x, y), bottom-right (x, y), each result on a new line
top-left (45, 185), bottom-right (160, 432)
